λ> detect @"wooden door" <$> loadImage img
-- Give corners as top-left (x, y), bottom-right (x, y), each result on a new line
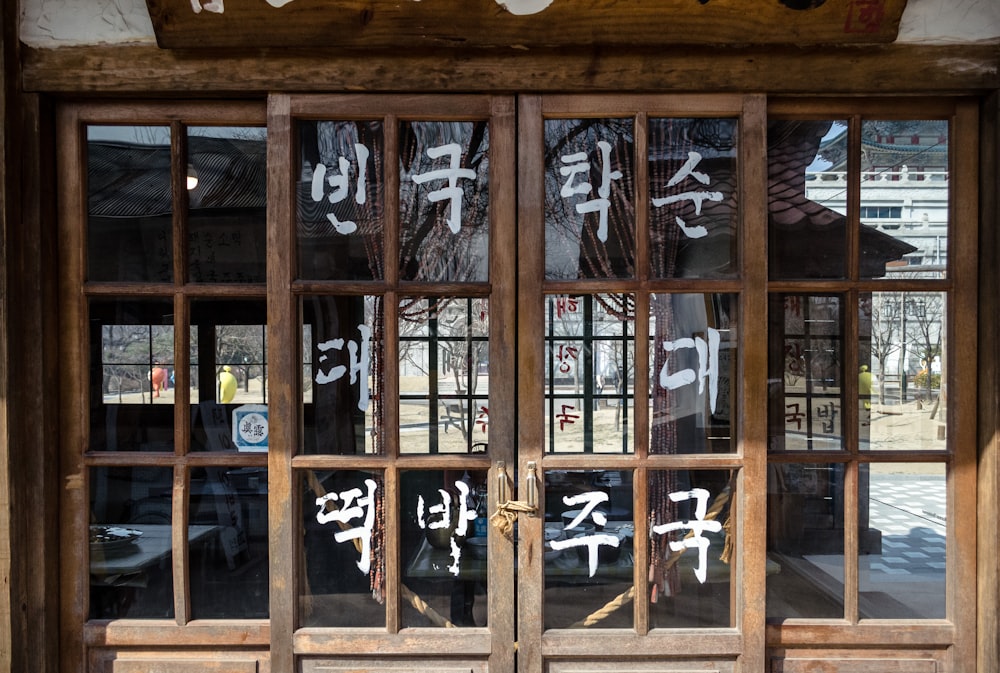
top-left (512, 94), bottom-right (763, 673)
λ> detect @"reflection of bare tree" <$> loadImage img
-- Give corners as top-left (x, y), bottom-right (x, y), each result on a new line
top-left (906, 293), bottom-right (944, 403)
top-left (399, 122), bottom-right (490, 283)
top-left (865, 294), bottom-right (902, 405)
top-left (215, 325), bottom-right (266, 394)
top-left (102, 324), bottom-right (172, 401)
top-left (544, 119), bottom-right (635, 280)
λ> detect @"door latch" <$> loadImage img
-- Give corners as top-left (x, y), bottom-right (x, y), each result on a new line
top-left (490, 460), bottom-right (539, 537)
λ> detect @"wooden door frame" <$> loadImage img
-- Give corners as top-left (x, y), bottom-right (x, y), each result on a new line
top-left (0, 86), bottom-right (1000, 673)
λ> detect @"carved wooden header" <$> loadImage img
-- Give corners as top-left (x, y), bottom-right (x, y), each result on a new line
top-left (145, 0), bottom-right (908, 50)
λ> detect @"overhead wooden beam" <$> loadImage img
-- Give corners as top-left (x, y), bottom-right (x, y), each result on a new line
top-left (22, 43), bottom-right (1000, 95)
top-left (146, 0), bottom-right (907, 50)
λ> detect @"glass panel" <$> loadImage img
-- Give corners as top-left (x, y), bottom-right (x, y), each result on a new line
top-left (401, 470), bottom-right (490, 627)
top-left (190, 300), bottom-right (268, 452)
top-left (87, 125), bottom-right (173, 283)
top-left (399, 298), bottom-right (490, 454)
top-left (861, 292), bottom-right (947, 451)
top-left (545, 294), bottom-right (634, 454)
top-left (861, 463), bottom-right (946, 618)
top-left (649, 118), bottom-right (738, 279)
top-left (302, 296), bottom-right (382, 455)
top-left (861, 120), bottom-right (949, 279)
top-left (300, 469), bottom-right (385, 626)
top-left (650, 293), bottom-right (737, 455)
top-left (89, 299), bottom-right (175, 452)
top-left (188, 466), bottom-right (269, 618)
top-left (544, 469), bottom-right (634, 629)
top-left (766, 463), bottom-right (846, 620)
top-left (399, 121), bottom-right (489, 282)
top-left (767, 120), bottom-right (848, 280)
top-left (188, 126), bottom-right (267, 283)
top-left (768, 295), bottom-right (844, 453)
top-left (648, 469), bottom-right (734, 627)
top-left (544, 118), bottom-right (634, 280)
top-left (89, 466), bottom-right (174, 618)
top-left (297, 120), bottom-right (384, 280)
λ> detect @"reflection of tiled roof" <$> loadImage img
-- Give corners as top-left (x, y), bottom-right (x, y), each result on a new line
top-left (768, 120), bottom-right (916, 277)
top-left (87, 136), bottom-right (267, 218)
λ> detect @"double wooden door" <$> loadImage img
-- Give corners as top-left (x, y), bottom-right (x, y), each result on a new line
top-left (61, 94), bottom-right (977, 673)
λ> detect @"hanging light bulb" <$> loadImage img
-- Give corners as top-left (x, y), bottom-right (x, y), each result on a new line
top-left (186, 164), bottom-right (199, 190)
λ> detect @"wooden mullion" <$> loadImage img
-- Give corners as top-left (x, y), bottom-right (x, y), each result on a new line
top-left (740, 93), bottom-right (768, 671)
top-left (488, 94), bottom-right (518, 673)
top-left (950, 97), bottom-right (980, 670)
top-left (171, 120), bottom-right (187, 286)
top-left (57, 102), bottom-right (90, 673)
top-left (843, 460), bottom-right (860, 624)
top-left (517, 93), bottom-right (545, 673)
top-left (383, 108), bottom-right (402, 634)
top-left (383, 464), bottom-right (401, 634)
top-left (172, 464), bottom-right (191, 625)
top-left (265, 92), bottom-right (296, 673)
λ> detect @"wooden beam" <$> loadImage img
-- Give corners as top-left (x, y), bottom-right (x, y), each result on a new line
top-left (146, 0), bottom-right (907, 50)
top-left (978, 91), bottom-right (1000, 673)
top-left (22, 44), bottom-right (999, 96)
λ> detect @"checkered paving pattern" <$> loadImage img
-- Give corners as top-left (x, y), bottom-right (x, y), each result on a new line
top-left (865, 473), bottom-right (946, 575)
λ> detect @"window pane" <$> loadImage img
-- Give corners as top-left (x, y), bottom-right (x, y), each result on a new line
top-left (768, 120), bottom-right (847, 280)
top-left (401, 469), bottom-right (490, 627)
top-left (188, 126), bottom-right (267, 283)
top-left (545, 294), bottom-right (635, 454)
top-left (650, 293), bottom-right (736, 455)
top-left (861, 463), bottom-right (946, 618)
top-left (768, 295), bottom-right (845, 453)
top-left (302, 295), bottom-right (382, 455)
top-left (649, 118), bottom-right (738, 279)
top-left (545, 469), bottom-right (634, 629)
top-left (300, 469), bottom-right (385, 627)
top-left (399, 121), bottom-right (489, 282)
top-left (188, 466), bottom-right (269, 618)
top-left (190, 300), bottom-right (268, 452)
top-left (298, 120), bottom-right (384, 280)
top-left (861, 120), bottom-right (949, 279)
top-left (87, 125), bottom-right (173, 283)
top-left (648, 469), bottom-right (733, 628)
top-left (399, 298), bottom-right (490, 455)
top-left (766, 463), bottom-right (845, 620)
top-left (861, 292), bottom-right (947, 451)
top-left (90, 299), bottom-right (175, 451)
top-left (545, 118), bottom-right (634, 280)
top-left (89, 466), bottom-right (174, 619)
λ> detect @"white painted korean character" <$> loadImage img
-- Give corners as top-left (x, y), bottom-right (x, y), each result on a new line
top-left (560, 141), bottom-right (623, 243)
top-left (659, 327), bottom-right (721, 414)
top-left (548, 491), bottom-right (619, 578)
top-left (651, 151), bottom-right (724, 239)
top-left (311, 143), bottom-right (371, 235)
top-left (315, 323), bottom-right (372, 411)
top-left (315, 478), bottom-right (378, 575)
top-left (652, 488), bottom-right (723, 584)
top-left (411, 143), bottom-right (477, 234)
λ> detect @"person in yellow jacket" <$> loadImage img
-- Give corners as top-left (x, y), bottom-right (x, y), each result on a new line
top-left (219, 365), bottom-right (237, 403)
top-left (859, 365), bottom-right (873, 411)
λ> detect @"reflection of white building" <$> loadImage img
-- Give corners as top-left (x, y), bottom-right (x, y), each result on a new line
top-left (808, 122), bottom-right (949, 270)
top-left (807, 122), bottom-right (949, 390)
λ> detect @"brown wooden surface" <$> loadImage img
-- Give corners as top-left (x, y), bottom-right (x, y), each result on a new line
top-left (740, 93), bottom-right (769, 673)
top-left (21, 44), bottom-right (1000, 96)
top-left (951, 98), bottom-right (981, 672)
top-left (145, 0), bottom-right (907, 50)
top-left (978, 91), bottom-right (1000, 673)
top-left (4, 0), bottom-right (61, 667)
